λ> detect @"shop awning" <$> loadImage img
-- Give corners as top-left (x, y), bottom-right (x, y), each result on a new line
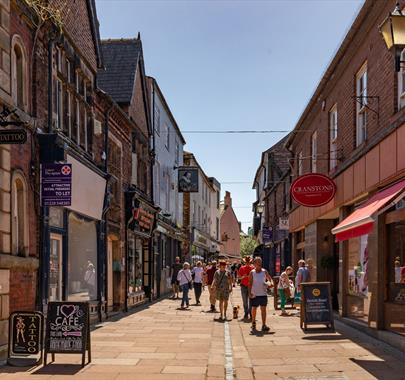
top-left (331, 179), bottom-right (405, 242)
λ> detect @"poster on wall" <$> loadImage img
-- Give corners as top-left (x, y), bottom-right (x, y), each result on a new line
top-left (348, 235), bottom-right (369, 297)
top-left (41, 164), bottom-right (72, 206)
top-left (178, 167), bottom-right (199, 192)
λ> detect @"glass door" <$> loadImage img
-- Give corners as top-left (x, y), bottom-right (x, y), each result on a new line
top-left (49, 233), bottom-right (63, 301)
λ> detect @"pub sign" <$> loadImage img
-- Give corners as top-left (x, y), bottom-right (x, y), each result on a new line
top-left (178, 167), bottom-right (199, 193)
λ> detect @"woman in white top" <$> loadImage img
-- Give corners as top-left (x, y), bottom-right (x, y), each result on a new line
top-left (192, 261), bottom-right (204, 305)
top-left (177, 262), bottom-right (192, 309)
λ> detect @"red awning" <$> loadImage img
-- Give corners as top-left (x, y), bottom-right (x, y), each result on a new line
top-left (331, 179), bottom-right (405, 242)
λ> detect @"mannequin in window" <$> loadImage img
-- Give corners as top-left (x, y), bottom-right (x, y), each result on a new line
top-left (84, 261), bottom-right (96, 299)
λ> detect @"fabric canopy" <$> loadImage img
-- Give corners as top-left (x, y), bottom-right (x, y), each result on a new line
top-left (331, 179), bottom-right (405, 242)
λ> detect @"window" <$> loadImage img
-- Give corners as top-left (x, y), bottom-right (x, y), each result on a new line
top-left (54, 79), bottom-right (63, 130)
top-left (329, 105), bottom-right (338, 171)
top-left (154, 106), bottom-right (160, 134)
top-left (398, 49), bottom-right (405, 110)
top-left (155, 161), bottom-right (160, 206)
top-left (356, 63), bottom-right (367, 146)
top-left (311, 131), bottom-right (317, 173)
top-left (11, 171), bottom-right (28, 256)
top-left (165, 123), bottom-right (170, 150)
top-left (298, 151), bottom-right (303, 175)
top-left (11, 36), bottom-right (27, 110)
top-left (64, 89), bottom-right (71, 136)
top-left (175, 139), bottom-right (179, 166)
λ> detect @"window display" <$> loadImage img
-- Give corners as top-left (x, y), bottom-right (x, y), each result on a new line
top-left (388, 221), bottom-right (405, 304)
top-left (128, 234), bottom-right (143, 294)
top-left (68, 212), bottom-right (98, 301)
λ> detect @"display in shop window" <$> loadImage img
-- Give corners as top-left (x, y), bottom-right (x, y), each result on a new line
top-left (348, 235), bottom-right (369, 297)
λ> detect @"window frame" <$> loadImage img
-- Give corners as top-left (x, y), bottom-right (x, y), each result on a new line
top-left (356, 63), bottom-right (368, 147)
top-left (11, 35), bottom-right (28, 111)
top-left (329, 104), bottom-right (338, 171)
top-left (311, 131), bottom-right (317, 173)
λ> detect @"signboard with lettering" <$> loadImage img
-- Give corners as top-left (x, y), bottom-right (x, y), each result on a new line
top-left (8, 311), bottom-right (44, 366)
top-left (291, 174), bottom-right (336, 207)
top-left (41, 164), bottom-right (72, 206)
top-left (133, 207), bottom-right (155, 235)
top-left (0, 129), bottom-right (27, 144)
top-left (300, 282), bottom-right (334, 330)
top-left (44, 302), bottom-right (91, 367)
top-left (262, 227), bottom-right (272, 245)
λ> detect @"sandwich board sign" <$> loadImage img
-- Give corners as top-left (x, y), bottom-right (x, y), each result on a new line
top-left (7, 311), bottom-right (44, 366)
top-left (44, 302), bottom-right (91, 367)
top-left (300, 282), bottom-right (334, 331)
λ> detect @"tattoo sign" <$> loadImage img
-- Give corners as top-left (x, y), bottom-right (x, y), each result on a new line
top-left (8, 311), bottom-right (44, 366)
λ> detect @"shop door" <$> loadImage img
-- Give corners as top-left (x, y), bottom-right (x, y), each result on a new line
top-left (107, 238), bottom-right (113, 309)
top-left (49, 233), bottom-right (63, 301)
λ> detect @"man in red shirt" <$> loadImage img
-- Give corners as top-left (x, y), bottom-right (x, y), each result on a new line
top-left (206, 261), bottom-right (217, 312)
top-left (238, 256), bottom-right (254, 320)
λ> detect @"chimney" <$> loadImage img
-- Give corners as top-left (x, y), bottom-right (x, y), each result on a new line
top-left (224, 191), bottom-right (232, 207)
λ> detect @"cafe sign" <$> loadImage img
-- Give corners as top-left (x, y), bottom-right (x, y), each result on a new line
top-left (290, 173), bottom-right (336, 207)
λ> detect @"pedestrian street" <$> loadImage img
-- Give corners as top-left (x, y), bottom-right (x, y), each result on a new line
top-left (1, 288), bottom-right (404, 380)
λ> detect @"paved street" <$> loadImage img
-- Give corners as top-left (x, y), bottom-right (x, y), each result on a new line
top-left (1, 288), bottom-right (405, 380)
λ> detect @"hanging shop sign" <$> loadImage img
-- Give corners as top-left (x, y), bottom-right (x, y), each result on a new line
top-left (300, 282), bottom-right (334, 331)
top-left (44, 302), bottom-right (91, 367)
top-left (41, 164), bottom-right (72, 206)
top-left (8, 311), bottom-right (44, 366)
top-left (290, 173), bottom-right (336, 207)
top-left (178, 167), bottom-right (199, 193)
top-left (262, 227), bottom-right (273, 245)
top-left (0, 129), bottom-right (27, 144)
top-left (133, 206), bottom-right (155, 235)
top-left (279, 217), bottom-right (289, 230)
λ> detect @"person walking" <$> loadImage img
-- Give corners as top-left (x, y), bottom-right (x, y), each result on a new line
top-left (278, 266), bottom-right (294, 315)
top-left (170, 256), bottom-right (183, 299)
top-left (295, 259), bottom-right (311, 303)
top-left (177, 262), bottom-right (192, 309)
top-left (212, 260), bottom-right (233, 321)
top-left (238, 256), bottom-right (254, 321)
top-left (192, 261), bottom-right (204, 305)
top-left (248, 257), bottom-right (273, 332)
top-left (206, 261), bottom-right (217, 312)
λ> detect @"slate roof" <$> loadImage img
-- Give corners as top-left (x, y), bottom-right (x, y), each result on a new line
top-left (98, 39), bottom-right (142, 104)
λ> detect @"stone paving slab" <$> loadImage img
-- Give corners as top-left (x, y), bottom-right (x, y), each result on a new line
top-left (1, 288), bottom-right (405, 379)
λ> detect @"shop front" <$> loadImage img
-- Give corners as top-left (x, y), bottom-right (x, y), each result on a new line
top-left (192, 228), bottom-right (210, 263)
top-left (125, 192), bottom-right (157, 308)
top-left (44, 155), bottom-right (107, 322)
top-left (332, 179), bottom-right (405, 336)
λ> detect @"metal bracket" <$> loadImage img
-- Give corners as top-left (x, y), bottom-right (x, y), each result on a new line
top-left (0, 106), bottom-right (25, 128)
top-left (352, 96), bottom-right (379, 117)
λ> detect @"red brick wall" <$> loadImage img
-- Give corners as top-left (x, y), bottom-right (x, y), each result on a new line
top-left (49, 0), bottom-right (98, 72)
top-left (9, 269), bottom-right (36, 311)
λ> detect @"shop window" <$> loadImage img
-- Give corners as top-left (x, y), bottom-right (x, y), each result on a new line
top-left (329, 105), bottom-right (338, 171)
top-left (11, 36), bottom-right (27, 111)
top-left (11, 172), bottom-right (28, 256)
top-left (128, 235), bottom-right (143, 294)
top-left (347, 234), bottom-right (369, 322)
top-left (356, 63), bottom-right (367, 147)
top-left (68, 213), bottom-right (98, 301)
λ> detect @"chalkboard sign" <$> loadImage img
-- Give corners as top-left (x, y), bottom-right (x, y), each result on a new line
top-left (300, 282), bottom-right (334, 331)
top-left (45, 302), bottom-right (91, 367)
top-left (8, 311), bottom-right (44, 367)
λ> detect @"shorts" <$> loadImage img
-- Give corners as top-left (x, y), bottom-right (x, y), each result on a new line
top-left (171, 278), bottom-right (179, 286)
top-left (251, 295), bottom-right (268, 307)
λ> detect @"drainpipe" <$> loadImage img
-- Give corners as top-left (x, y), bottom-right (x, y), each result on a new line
top-left (39, 35), bottom-right (56, 311)
top-left (102, 101), bottom-right (113, 318)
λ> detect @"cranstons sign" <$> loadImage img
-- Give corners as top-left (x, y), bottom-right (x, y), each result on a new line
top-left (290, 173), bottom-right (336, 207)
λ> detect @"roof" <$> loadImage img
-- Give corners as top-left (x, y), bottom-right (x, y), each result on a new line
top-left (252, 133), bottom-right (291, 188)
top-left (87, 0), bottom-right (103, 68)
top-left (98, 38), bottom-right (142, 104)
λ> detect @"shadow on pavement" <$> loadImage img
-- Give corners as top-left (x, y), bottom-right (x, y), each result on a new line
top-left (31, 364), bottom-right (82, 375)
top-left (302, 334), bottom-right (348, 341)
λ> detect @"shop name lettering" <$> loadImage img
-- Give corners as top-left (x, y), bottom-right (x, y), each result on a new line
top-left (0, 131), bottom-right (26, 143)
top-left (133, 208), bottom-right (153, 230)
top-left (14, 315), bottom-right (40, 354)
top-left (293, 185), bottom-right (334, 194)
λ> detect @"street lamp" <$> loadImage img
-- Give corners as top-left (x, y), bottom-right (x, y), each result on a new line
top-left (256, 202), bottom-right (265, 215)
top-left (379, 2), bottom-right (405, 71)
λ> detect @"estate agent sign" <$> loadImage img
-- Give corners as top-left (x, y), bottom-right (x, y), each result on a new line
top-left (45, 302), bottom-right (91, 367)
top-left (41, 164), bottom-right (72, 206)
top-left (300, 282), bottom-right (334, 331)
top-left (8, 311), bottom-right (44, 366)
top-left (291, 173), bottom-right (336, 207)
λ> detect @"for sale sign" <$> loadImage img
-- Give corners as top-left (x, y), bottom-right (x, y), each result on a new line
top-left (41, 164), bottom-right (72, 206)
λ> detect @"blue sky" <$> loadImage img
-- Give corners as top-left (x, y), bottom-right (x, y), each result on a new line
top-left (96, 0), bottom-right (363, 232)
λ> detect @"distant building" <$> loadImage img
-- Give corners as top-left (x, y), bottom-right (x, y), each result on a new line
top-left (219, 191), bottom-right (241, 260)
top-left (183, 152), bottom-right (221, 262)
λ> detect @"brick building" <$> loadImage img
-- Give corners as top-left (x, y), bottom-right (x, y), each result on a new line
top-left (283, 0), bottom-right (405, 346)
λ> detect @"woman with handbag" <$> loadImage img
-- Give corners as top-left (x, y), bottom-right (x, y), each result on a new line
top-left (277, 266), bottom-right (293, 316)
top-left (177, 262), bottom-right (193, 309)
